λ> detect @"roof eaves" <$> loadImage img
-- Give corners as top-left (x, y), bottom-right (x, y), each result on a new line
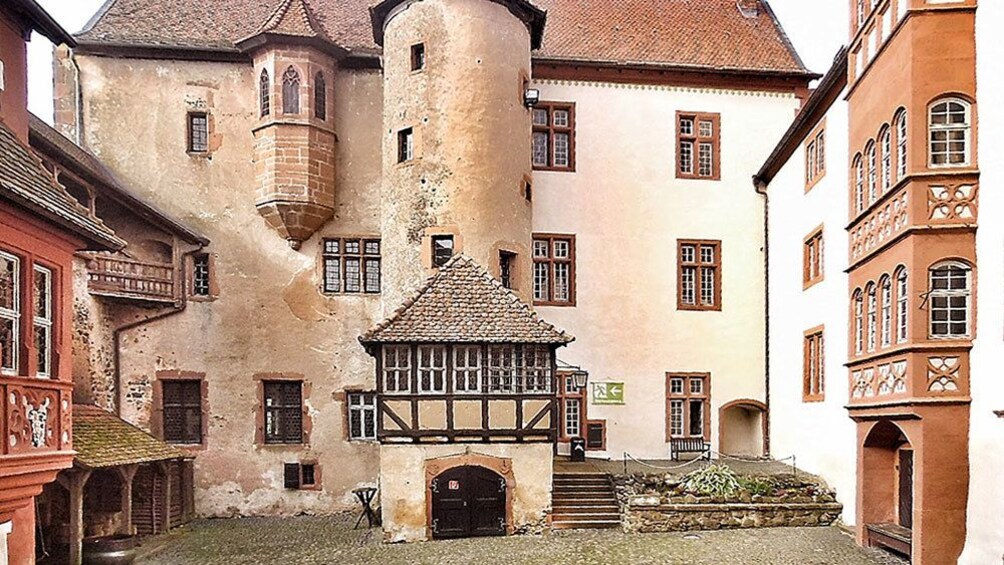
top-left (754, 47), bottom-right (849, 189)
top-left (6, 0), bottom-right (76, 47)
top-left (531, 56), bottom-right (821, 80)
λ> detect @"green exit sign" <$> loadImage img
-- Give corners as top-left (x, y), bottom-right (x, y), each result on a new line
top-left (591, 382), bottom-right (625, 405)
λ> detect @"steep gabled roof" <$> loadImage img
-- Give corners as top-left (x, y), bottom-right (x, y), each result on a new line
top-left (28, 114), bottom-right (209, 246)
top-left (76, 0), bottom-right (813, 77)
top-left (73, 405), bottom-right (189, 469)
top-left (361, 255), bottom-right (574, 345)
top-left (0, 121), bottom-right (124, 250)
top-left (256, 0), bottom-right (332, 40)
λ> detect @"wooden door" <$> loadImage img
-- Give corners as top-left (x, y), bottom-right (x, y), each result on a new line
top-left (430, 466), bottom-right (506, 539)
top-left (898, 449), bottom-right (913, 529)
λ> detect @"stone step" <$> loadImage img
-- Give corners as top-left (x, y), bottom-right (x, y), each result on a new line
top-left (552, 511), bottom-right (621, 521)
top-left (551, 519), bottom-right (622, 530)
top-left (553, 491), bottom-right (617, 499)
top-left (553, 484), bottom-right (611, 493)
top-left (553, 473), bottom-right (609, 480)
top-left (550, 504), bottom-right (620, 514)
top-left (553, 478), bottom-right (610, 486)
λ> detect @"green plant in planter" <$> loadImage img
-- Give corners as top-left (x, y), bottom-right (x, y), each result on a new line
top-left (681, 465), bottom-right (741, 498)
top-left (738, 476), bottom-right (775, 496)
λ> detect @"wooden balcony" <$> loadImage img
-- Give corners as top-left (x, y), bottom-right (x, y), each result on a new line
top-left (85, 253), bottom-right (178, 304)
top-left (848, 346), bottom-right (971, 407)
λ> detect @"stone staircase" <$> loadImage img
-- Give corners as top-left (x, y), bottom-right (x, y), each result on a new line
top-left (551, 472), bottom-right (621, 530)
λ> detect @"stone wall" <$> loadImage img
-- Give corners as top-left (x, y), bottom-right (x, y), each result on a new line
top-left (625, 499), bottom-right (843, 533)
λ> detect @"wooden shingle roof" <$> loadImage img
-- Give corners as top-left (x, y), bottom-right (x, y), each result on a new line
top-left (361, 255), bottom-right (574, 345)
top-left (73, 405), bottom-right (188, 469)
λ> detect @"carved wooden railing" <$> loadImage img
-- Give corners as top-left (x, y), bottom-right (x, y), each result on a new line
top-left (848, 348), bottom-right (971, 406)
top-left (86, 254), bottom-right (177, 302)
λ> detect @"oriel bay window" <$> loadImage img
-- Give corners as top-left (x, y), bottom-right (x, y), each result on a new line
top-left (532, 102), bottom-right (575, 171)
top-left (1, 250), bottom-right (58, 378)
top-left (532, 234), bottom-right (575, 306)
top-left (263, 381), bottom-right (303, 444)
top-left (453, 345), bottom-right (481, 393)
top-left (666, 373), bottom-right (710, 440)
top-left (677, 111), bottom-right (720, 180)
top-left (678, 240), bottom-right (721, 311)
top-left (322, 238), bottom-right (381, 294)
top-left (418, 345), bottom-right (447, 393)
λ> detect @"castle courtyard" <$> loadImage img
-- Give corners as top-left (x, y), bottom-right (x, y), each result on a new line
top-left (134, 515), bottom-right (906, 565)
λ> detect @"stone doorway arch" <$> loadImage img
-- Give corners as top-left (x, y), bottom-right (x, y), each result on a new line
top-left (718, 399), bottom-right (767, 457)
top-left (425, 452), bottom-right (515, 540)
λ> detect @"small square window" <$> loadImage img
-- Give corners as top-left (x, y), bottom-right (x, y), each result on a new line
top-left (398, 128), bottom-right (414, 163)
top-left (192, 254), bottom-right (211, 297)
top-left (432, 235), bottom-right (454, 268)
top-left (301, 464), bottom-right (316, 487)
top-left (411, 43), bottom-right (426, 71)
top-left (671, 378), bottom-right (684, 394)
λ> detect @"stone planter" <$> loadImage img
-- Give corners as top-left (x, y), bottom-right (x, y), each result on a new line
top-left (624, 501), bottom-right (843, 533)
top-left (82, 535), bottom-right (137, 565)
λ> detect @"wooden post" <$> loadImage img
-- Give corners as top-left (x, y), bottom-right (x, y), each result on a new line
top-left (157, 461), bottom-right (172, 532)
top-left (116, 464), bottom-right (139, 535)
top-left (61, 468), bottom-right (92, 565)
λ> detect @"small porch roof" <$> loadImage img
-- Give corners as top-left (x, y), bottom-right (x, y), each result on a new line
top-left (72, 405), bottom-right (189, 469)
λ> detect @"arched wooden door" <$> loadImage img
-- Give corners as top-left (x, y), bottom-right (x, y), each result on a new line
top-left (430, 466), bottom-right (506, 539)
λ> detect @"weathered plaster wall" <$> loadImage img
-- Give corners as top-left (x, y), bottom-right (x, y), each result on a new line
top-left (379, 443), bottom-right (552, 542)
top-left (765, 96), bottom-right (856, 526)
top-left (0, 15), bottom-right (29, 141)
top-left (532, 80), bottom-right (797, 460)
top-left (380, 0), bottom-right (534, 306)
top-left (71, 53), bottom-right (385, 516)
top-left (961, 1), bottom-right (1004, 561)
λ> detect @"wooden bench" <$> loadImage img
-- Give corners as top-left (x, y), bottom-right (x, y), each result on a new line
top-left (866, 522), bottom-right (912, 558)
top-left (670, 438), bottom-right (711, 461)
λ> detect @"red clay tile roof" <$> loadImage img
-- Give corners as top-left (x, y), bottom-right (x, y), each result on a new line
top-left (73, 405), bottom-right (188, 469)
top-left (28, 114), bottom-right (209, 246)
top-left (361, 255), bottom-right (574, 345)
top-left (77, 0), bottom-right (809, 74)
top-left (249, 0), bottom-right (333, 42)
top-left (0, 120), bottom-right (124, 250)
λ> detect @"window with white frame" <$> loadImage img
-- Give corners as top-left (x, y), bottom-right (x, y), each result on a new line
top-left (382, 345), bottom-right (411, 393)
top-left (854, 155), bottom-right (865, 213)
top-left (896, 268), bottom-right (908, 343)
top-left (929, 262), bottom-right (970, 338)
top-left (418, 345), bottom-right (447, 393)
top-left (880, 276), bottom-right (892, 347)
top-left (929, 98), bottom-right (971, 167)
top-left (486, 344), bottom-right (552, 394)
top-left (866, 141), bottom-right (877, 203)
top-left (33, 265), bottom-right (52, 378)
top-left (867, 283), bottom-right (877, 352)
top-left (853, 290), bottom-right (864, 354)
top-left (895, 110), bottom-right (908, 179)
top-left (533, 235), bottom-right (574, 306)
top-left (347, 393), bottom-right (376, 440)
top-left (564, 398), bottom-right (581, 438)
top-left (677, 112), bottom-right (720, 180)
top-left (880, 127), bottom-right (892, 193)
top-left (453, 345), bottom-right (481, 393)
top-left (0, 252), bottom-right (19, 376)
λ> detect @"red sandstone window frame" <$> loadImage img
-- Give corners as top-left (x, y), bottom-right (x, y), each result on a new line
top-left (321, 238), bottom-right (381, 295)
top-left (532, 102), bottom-right (576, 172)
top-left (677, 240), bottom-right (721, 311)
top-left (187, 112), bottom-right (209, 154)
top-left (151, 371), bottom-right (208, 448)
top-left (803, 227), bottom-right (824, 289)
top-left (314, 72), bottom-right (327, 121)
top-left (676, 111), bottom-right (721, 181)
top-left (262, 379), bottom-right (305, 445)
top-left (532, 234), bottom-right (576, 307)
top-left (805, 121), bottom-right (826, 190)
top-left (665, 373), bottom-right (711, 441)
top-left (161, 379), bottom-right (204, 444)
top-left (557, 373), bottom-right (587, 442)
top-left (803, 327), bottom-right (825, 402)
top-left (0, 246), bottom-right (63, 379)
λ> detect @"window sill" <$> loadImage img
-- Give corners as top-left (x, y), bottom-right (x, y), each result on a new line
top-left (677, 305), bottom-right (722, 312)
top-left (994, 410), bottom-right (1004, 419)
top-left (675, 174), bottom-right (721, 182)
top-left (802, 396), bottom-right (825, 403)
top-left (186, 151), bottom-right (211, 160)
top-left (533, 166), bottom-right (576, 173)
top-left (348, 439), bottom-right (379, 445)
top-left (188, 295), bottom-right (217, 303)
top-left (803, 277), bottom-right (824, 291)
top-left (534, 301), bottom-right (576, 308)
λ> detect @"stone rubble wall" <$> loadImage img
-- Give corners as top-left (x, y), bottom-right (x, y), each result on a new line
top-left (624, 498), bottom-right (843, 533)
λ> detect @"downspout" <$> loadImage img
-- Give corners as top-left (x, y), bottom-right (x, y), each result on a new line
top-left (754, 179), bottom-right (771, 457)
top-left (113, 245), bottom-right (204, 416)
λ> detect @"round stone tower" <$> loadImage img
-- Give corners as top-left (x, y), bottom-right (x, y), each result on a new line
top-left (371, 0), bottom-right (547, 305)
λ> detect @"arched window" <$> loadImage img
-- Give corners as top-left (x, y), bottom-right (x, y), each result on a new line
top-left (853, 155), bottom-right (864, 213)
top-left (929, 98), bottom-right (971, 167)
top-left (282, 66), bottom-right (301, 115)
top-left (879, 127), bottom-right (892, 194)
top-left (866, 141), bottom-right (877, 204)
top-left (880, 275), bottom-right (892, 347)
top-left (929, 261), bottom-right (971, 338)
top-left (259, 69), bottom-right (270, 118)
top-left (866, 283), bottom-right (877, 352)
top-left (314, 72), bottom-right (326, 121)
top-left (853, 290), bottom-right (864, 354)
top-left (895, 109), bottom-right (907, 180)
top-left (896, 267), bottom-right (908, 343)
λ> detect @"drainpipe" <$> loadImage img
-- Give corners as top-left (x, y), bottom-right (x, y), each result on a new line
top-left (113, 245), bottom-right (204, 416)
top-left (754, 179), bottom-right (771, 457)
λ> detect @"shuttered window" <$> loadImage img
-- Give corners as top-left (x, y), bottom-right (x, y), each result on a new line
top-left (264, 381), bottom-right (303, 444)
top-left (162, 380), bottom-right (203, 444)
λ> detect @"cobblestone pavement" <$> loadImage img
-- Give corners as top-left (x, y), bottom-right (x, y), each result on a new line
top-left (137, 514), bottom-right (908, 565)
